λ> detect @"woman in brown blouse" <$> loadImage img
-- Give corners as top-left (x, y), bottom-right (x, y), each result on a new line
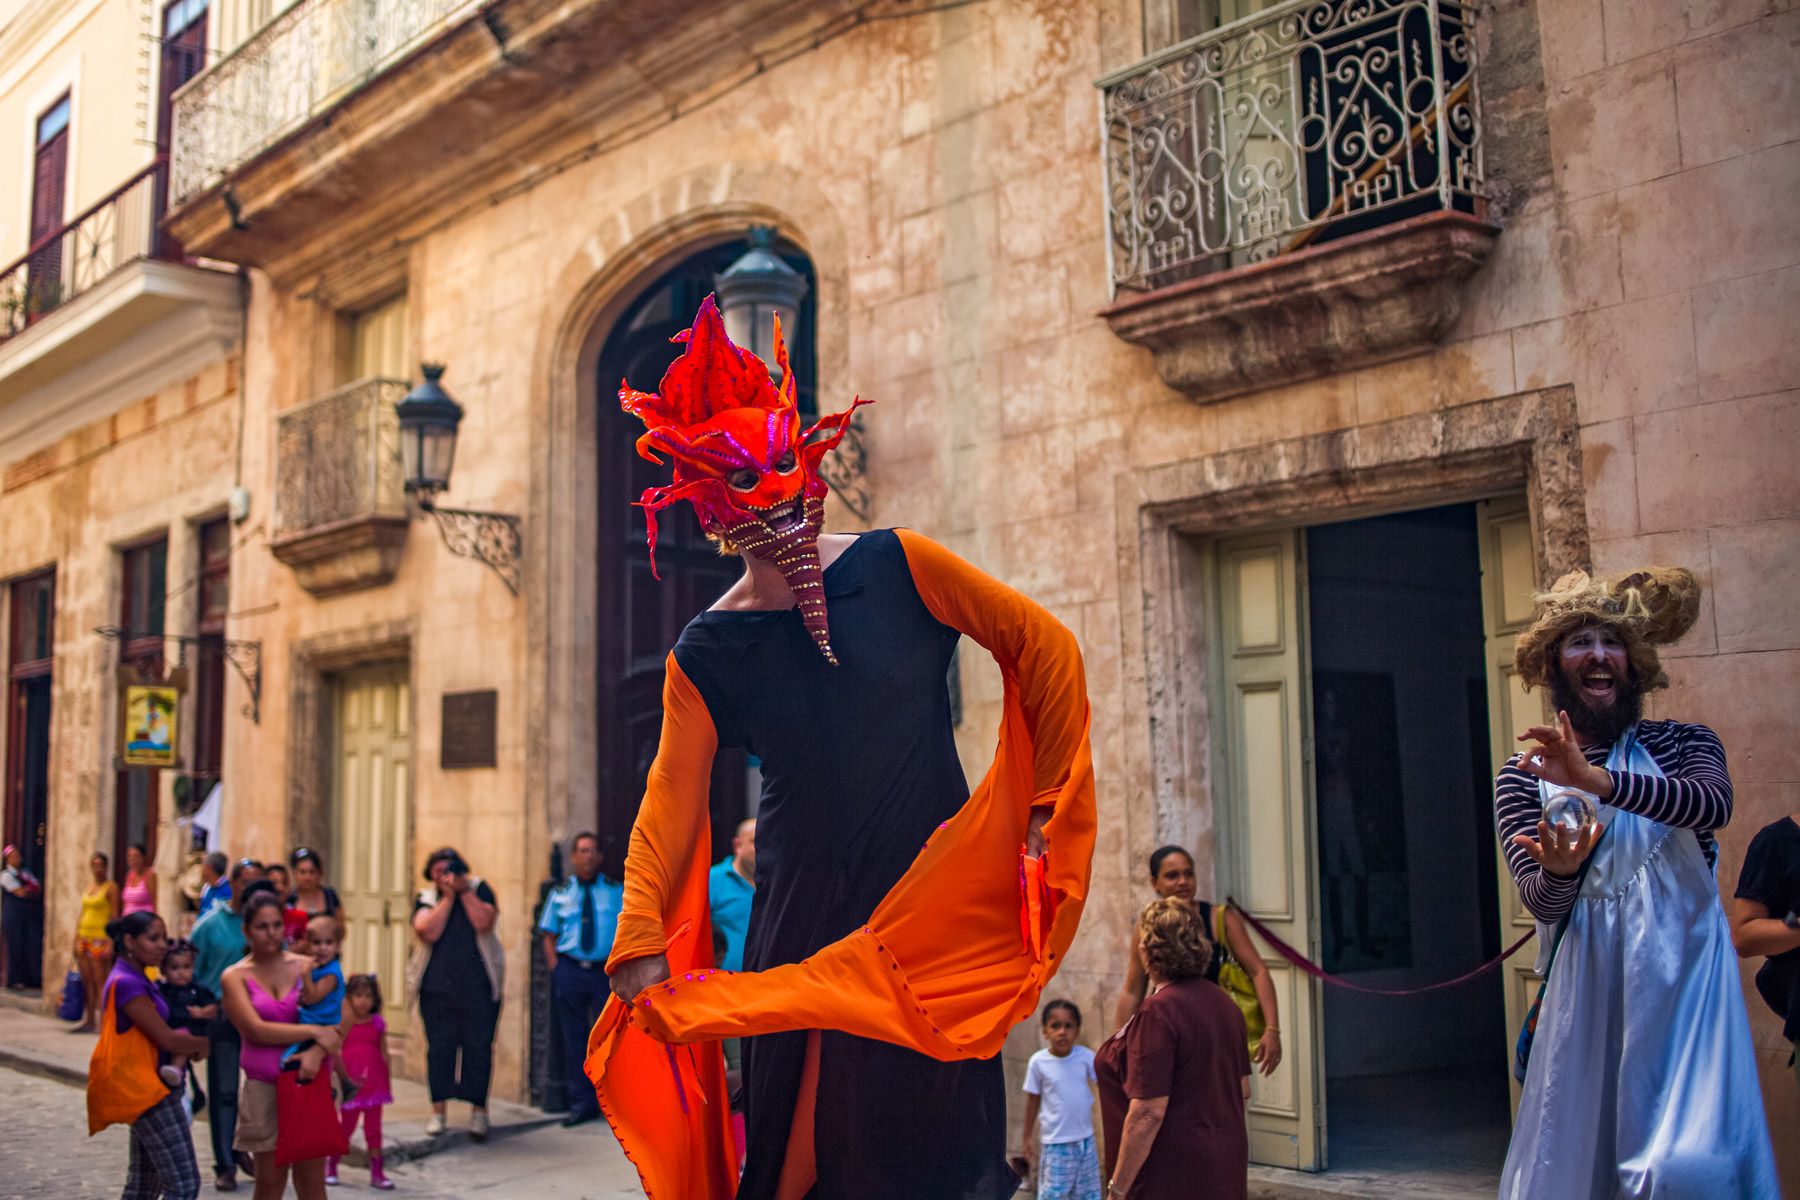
top-left (1096, 896), bottom-right (1250, 1200)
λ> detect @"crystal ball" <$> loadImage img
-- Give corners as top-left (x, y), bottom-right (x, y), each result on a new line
top-left (1542, 785), bottom-right (1598, 839)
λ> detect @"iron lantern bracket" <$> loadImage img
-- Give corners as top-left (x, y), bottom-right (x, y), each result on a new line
top-left (417, 495), bottom-right (523, 595)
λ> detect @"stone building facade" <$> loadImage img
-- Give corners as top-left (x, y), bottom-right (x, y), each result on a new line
top-left (3, 0), bottom-right (1794, 1190)
top-left (0, 0), bottom-right (243, 976)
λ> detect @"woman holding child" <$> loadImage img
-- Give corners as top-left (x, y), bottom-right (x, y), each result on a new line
top-left (86, 910), bottom-right (210, 1200)
top-left (220, 885), bottom-right (342, 1200)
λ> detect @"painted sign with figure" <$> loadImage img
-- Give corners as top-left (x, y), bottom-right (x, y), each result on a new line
top-left (121, 683), bottom-right (179, 767)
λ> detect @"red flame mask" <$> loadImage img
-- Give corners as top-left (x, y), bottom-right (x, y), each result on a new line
top-left (620, 294), bottom-right (867, 664)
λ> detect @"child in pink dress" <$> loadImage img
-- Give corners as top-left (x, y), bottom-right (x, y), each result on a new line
top-left (328, 974), bottom-right (396, 1189)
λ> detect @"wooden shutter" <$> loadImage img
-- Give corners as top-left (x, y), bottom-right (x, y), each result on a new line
top-left (1474, 495), bottom-right (1544, 1113)
top-left (1214, 530), bottom-right (1325, 1169)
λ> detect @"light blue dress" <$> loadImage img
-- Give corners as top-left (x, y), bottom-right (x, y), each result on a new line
top-left (1501, 732), bottom-right (1779, 1199)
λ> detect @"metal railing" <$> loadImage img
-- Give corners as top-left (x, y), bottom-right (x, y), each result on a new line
top-left (1100, 0), bottom-right (1485, 294)
top-left (170, 0), bottom-right (479, 204)
top-left (0, 161), bottom-right (174, 342)
top-left (274, 377), bottom-right (408, 536)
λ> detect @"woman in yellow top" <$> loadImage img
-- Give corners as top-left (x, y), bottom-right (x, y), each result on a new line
top-left (73, 852), bottom-right (120, 1032)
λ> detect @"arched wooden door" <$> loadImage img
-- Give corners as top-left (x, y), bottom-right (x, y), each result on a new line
top-left (592, 240), bottom-right (818, 870)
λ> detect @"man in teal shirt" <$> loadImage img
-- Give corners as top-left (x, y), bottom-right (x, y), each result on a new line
top-left (707, 818), bottom-right (756, 973)
top-left (706, 819), bottom-right (756, 1082)
top-left (190, 858), bottom-right (260, 1189)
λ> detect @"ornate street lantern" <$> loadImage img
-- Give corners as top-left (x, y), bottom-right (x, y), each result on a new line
top-left (394, 363), bottom-right (522, 594)
top-left (396, 363), bottom-right (463, 496)
top-left (714, 226), bottom-right (808, 381)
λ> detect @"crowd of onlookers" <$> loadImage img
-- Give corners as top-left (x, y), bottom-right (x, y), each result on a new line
top-left (14, 827), bottom-right (1262, 1199)
top-left (62, 843), bottom-right (504, 1200)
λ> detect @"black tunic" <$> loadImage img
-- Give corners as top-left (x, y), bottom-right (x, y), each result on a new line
top-left (672, 529), bottom-right (1014, 1200)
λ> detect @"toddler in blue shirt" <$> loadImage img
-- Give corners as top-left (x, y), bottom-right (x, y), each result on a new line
top-left (285, 912), bottom-right (349, 1089)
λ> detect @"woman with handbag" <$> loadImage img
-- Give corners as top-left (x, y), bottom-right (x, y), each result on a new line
top-left (1097, 898), bottom-right (1251, 1199)
top-left (1110, 846), bottom-right (1281, 1076)
top-left (220, 885), bottom-right (344, 1200)
top-left (87, 909), bottom-right (210, 1200)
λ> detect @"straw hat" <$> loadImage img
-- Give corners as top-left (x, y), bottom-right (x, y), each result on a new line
top-left (1513, 566), bottom-right (1701, 693)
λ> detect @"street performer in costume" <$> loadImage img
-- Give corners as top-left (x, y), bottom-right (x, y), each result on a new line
top-left (1496, 566), bottom-right (1776, 1199)
top-left (585, 296), bottom-right (1095, 1200)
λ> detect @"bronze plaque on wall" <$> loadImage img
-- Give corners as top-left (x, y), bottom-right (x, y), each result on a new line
top-left (441, 690), bottom-right (498, 769)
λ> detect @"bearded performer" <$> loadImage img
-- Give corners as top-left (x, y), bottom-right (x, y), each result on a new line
top-left (585, 296), bottom-right (1095, 1200)
top-left (1496, 567), bottom-right (1776, 1199)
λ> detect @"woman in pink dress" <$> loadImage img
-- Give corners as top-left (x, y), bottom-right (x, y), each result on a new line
top-left (221, 884), bottom-right (343, 1200)
top-left (329, 974), bottom-right (395, 1189)
top-left (121, 844), bottom-right (156, 917)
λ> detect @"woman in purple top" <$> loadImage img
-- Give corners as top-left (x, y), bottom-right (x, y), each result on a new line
top-left (96, 911), bottom-right (210, 1200)
top-left (221, 886), bottom-right (342, 1200)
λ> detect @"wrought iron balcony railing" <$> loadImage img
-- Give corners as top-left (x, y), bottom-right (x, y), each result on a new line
top-left (1100, 0), bottom-right (1485, 295)
top-left (170, 0), bottom-right (476, 205)
top-left (0, 161), bottom-right (176, 343)
top-left (274, 377), bottom-right (408, 536)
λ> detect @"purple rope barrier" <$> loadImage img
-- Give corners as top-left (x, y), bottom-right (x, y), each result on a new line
top-left (1226, 897), bottom-right (1536, 998)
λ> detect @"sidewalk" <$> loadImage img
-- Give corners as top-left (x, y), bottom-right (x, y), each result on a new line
top-left (0, 992), bottom-right (553, 1169)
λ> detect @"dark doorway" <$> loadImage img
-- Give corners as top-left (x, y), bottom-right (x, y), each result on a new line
top-left (115, 539), bottom-right (168, 882)
top-left (1305, 503), bottom-right (1509, 1191)
top-left (5, 570), bottom-right (54, 991)
top-left (155, 0), bottom-right (209, 259)
top-left (592, 238), bottom-right (818, 869)
top-left (27, 95), bottom-right (70, 319)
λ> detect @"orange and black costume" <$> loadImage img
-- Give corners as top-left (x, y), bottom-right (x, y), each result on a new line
top-left (585, 300), bottom-right (1096, 1199)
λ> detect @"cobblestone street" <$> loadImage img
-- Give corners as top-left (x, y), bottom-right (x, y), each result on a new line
top-left (0, 1058), bottom-right (645, 1200)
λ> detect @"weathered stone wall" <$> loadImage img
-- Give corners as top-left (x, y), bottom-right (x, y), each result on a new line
top-left (0, 355), bottom-right (241, 975)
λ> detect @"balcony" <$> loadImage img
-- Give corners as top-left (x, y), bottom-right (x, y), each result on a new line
top-left (1098, 0), bottom-right (1499, 402)
top-left (0, 160), bottom-right (240, 411)
top-left (164, 0), bottom-right (865, 272)
top-left (169, 0), bottom-right (475, 207)
top-left (269, 377), bottom-right (411, 595)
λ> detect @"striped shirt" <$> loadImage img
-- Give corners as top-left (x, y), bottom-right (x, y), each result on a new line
top-left (1494, 719), bottom-right (1732, 923)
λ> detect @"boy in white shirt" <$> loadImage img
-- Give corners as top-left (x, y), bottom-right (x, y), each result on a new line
top-left (1021, 999), bottom-right (1102, 1200)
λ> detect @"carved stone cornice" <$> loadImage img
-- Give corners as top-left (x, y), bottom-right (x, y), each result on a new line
top-left (1100, 211), bottom-right (1501, 405)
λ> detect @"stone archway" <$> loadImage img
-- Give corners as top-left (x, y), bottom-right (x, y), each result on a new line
top-left (521, 160), bottom-right (852, 877)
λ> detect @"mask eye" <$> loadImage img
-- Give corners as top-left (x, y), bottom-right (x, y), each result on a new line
top-left (775, 449), bottom-right (797, 474)
top-left (726, 468), bottom-right (760, 492)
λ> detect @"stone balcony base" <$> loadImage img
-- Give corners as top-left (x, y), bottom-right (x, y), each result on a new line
top-left (270, 514), bottom-right (409, 595)
top-left (1101, 211), bottom-right (1500, 404)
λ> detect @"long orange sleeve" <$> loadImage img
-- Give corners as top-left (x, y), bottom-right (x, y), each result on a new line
top-left (587, 532), bottom-right (1096, 1200)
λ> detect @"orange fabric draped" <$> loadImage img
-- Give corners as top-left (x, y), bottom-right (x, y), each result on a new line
top-left (586, 530), bottom-right (1096, 1199)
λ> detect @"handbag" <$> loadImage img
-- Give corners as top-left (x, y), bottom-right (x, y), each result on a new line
top-left (275, 1069), bottom-right (351, 1166)
top-left (1213, 903), bottom-right (1265, 1053)
top-left (87, 987), bottom-right (170, 1133)
top-left (58, 969), bottom-right (84, 1022)
top-left (1512, 828), bottom-right (1605, 1083)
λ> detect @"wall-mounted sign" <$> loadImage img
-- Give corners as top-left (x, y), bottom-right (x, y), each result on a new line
top-left (441, 689), bottom-right (498, 769)
top-left (121, 683), bottom-right (180, 768)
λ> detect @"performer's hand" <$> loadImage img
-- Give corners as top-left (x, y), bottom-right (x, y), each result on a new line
top-left (1515, 711), bottom-right (1613, 798)
top-left (609, 953), bottom-right (670, 1007)
top-left (1026, 808), bottom-right (1050, 858)
top-left (1511, 817), bottom-right (1599, 878)
top-left (1253, 1027), bottom-right (1282, 1075)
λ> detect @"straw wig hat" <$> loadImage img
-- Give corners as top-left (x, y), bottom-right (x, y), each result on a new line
top-left (1513, 566), bottom-right (1701, 693)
